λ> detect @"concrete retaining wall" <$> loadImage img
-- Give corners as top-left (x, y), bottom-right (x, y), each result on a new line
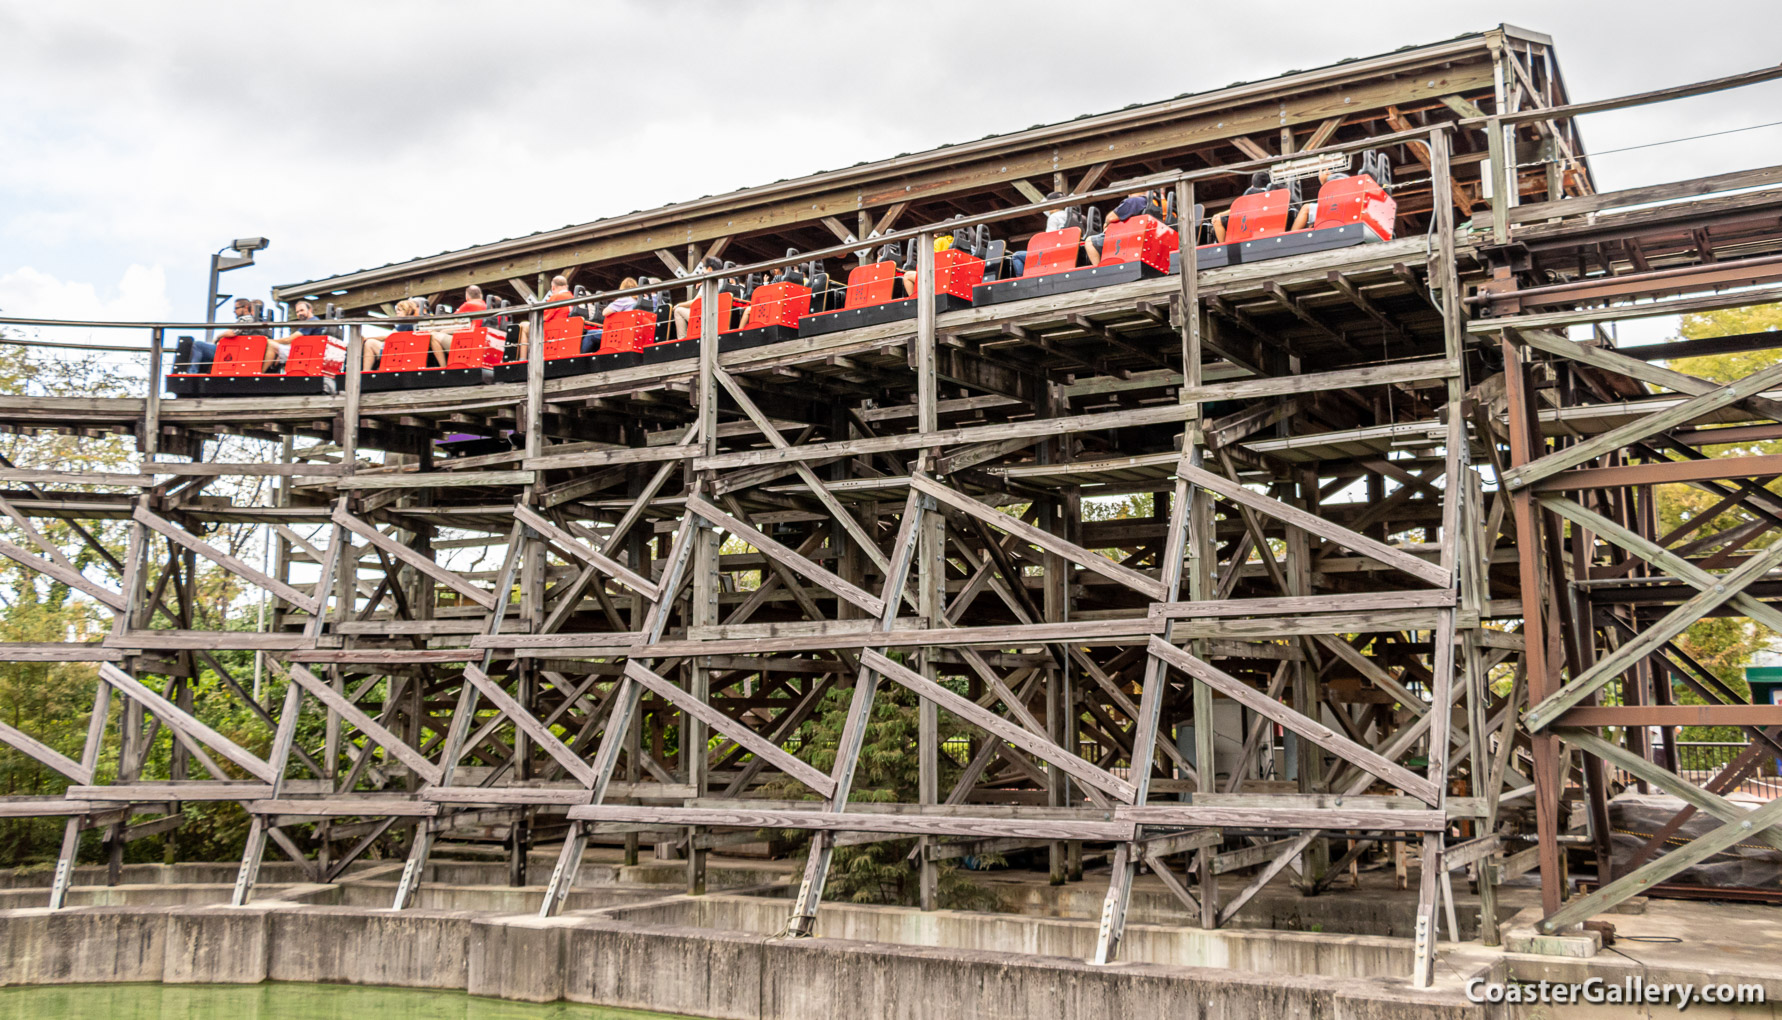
top-left (0, 903), bottom-right (1480, 1018)
top-left (605, 894), bottom-right (1411, 976)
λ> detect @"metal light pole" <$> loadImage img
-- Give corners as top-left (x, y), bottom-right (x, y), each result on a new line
top-left (205, 236), bottom-right (271, 338)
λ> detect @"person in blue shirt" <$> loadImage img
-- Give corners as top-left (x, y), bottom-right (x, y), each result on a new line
top-left (1084, 192), bottom-right (1165, 264)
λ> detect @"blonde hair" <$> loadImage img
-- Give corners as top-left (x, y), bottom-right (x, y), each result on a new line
top-left (619, 277), bottom-right (638, 290)
top-left (394, 299), bottom-right (418, 317)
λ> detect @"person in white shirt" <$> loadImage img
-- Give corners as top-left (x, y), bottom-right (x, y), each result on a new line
top-left (1009, 191), bottom-right (1070, 277)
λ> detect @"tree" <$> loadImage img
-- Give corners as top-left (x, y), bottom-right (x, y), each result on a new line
top-left (772, 676), bottom-right (1003, 910)
top-left (1651, 303), bottom-right (1782, 742)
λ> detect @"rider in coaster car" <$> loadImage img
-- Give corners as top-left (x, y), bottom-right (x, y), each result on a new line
top-left (1289, 167), bottom-right (1348, 231)
top-left (1084, 192), bottom-right (1165, 264)
top-left (900, 221), bottom-right (961, 298)
top-left (1009, 191), bottom-right (1070, 278)
top-left (673, 256), bottom-right (727, 339)
top-left (1211, 172), bottom-right (1274, 243)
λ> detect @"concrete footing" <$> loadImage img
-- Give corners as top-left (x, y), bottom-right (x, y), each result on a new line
top-left (0, 902), bottom-right (1482, 1019)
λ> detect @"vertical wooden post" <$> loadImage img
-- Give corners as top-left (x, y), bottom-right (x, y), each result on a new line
top-left (1094, 181), bottom-right (1199, 963)
top-left (47, 682), bottom-right (111, 908)
top-left (143, 328), bottom-right (162, 461)
top-left (1503, 335), bottom-right (1564, 922)
top-left (1412, 127), bottom-right (1467, 986)
top-left (539, 513), bottom-right (701, 916)
top-left (687, 275), bottom-right (722, 895)
top-left (785, 491), bottom-right (925, 936)
top-left (394, 522), bottom-right (524, 910)
top-left (913, 231), bottom-right (942, 909)
top-left (340, 325), bottom-right (363, 471)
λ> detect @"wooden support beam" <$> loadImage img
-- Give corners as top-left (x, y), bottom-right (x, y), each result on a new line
top-left (1147, 638), bottom-right (1441, 804)
top-left (1177, 462), bottom-right (1452, 588)
top-left (862, 649), bottom-right (1136, 803)
top-left (0, 537), bottom-right (125, 611)
top-left (622, 659), bottom-right (836, 798)
top-left (511, 503), bottom-right (659, 600)
top-left (462, 664), bottom-right (595, 787)
top-left (281, 662), bottom-right (443, 785)
top-left (911, 473), bottom-right (1167, 601)
top-left (685, 494), bottom-right (884, 617)
top-left (566, 803), bottom-right (1135, 841)
top-left (331, 506), bottom-right (497, 610)
top-left (134, 505), bottom-right (319, 613)
top-left (98, 664), bottom-right (276, 783)
top-left (0, 720), bottom-right (92, 784)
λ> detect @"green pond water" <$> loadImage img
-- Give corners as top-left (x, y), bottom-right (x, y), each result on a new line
top-left (0, 983), bottom-right (706, 1020)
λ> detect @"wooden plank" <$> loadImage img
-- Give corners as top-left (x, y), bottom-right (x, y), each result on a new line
top-left (0, 642), bottom-right (122, 662)
top-left (328, 470), bottom-right (535, 489)
top-left (97, 664), bottom-right (277, 783)
top-left (0, 719), bottom-right (92, 784)
top-left (0, 468), bottom-right (153, 486)
top-left (685, 494), bottom-right (884, 616)
top-left (861, 649), bottom-right (1137, 803)
top-left (69, 783), bottom-right (272, 801)
top-left (565, 803), bottom-right (1135, 840)
top-left (248, 797), bottom-right (439, 818)
top-left (621, 660), bottom-right (835, 798)
top-left (1444, 834), bottom-right (1504, 872)
top-left (512, 503), bottom-right (659, 600)
top-left (525, 446), bottom-right (702, 471)
top-left (461, 664), bottom-right (596, 787)
top-left (1147, 638), bottom-right (1441, 804)
top-left (288, 648), bottom-right (482, 664)
top-left (1502, 359), bottom-right (1782, 490)
top-left (1556, 705), bottom-right (1782, 726)
top-left (1526, 539), bottom-right (1782, 729)
top-left (0, 537), bottom-right (126, 611)
top-left (700, 401), bottom-right (1195, 472)
top-left (1167, 608), bottom-right (1473, 640)
top-left (104, 629), bottom-right (314, 651)
top-left (542, 617), bottom-right (1164, 659)
top-left (1177, 462), bottom-right (1452, 588)
top-left (135, 505), bottom-right (320, 613)
top-left (0, 798), bottom-right (103, 817)
top-left (1150, 589), bottom-right (1454, 619)
top-left (152, 463), bottom-right (348, 476)
top-left (420, 782), bottom-right (696, 803)
top-left (911, 474), bottom-right (1167, 601)
top-left (331, 506), bottom-right (497, 610)
top-left (283, 662), bottom-right (443, 785)
top-left (1118, 804), bottom-right (1446, 831)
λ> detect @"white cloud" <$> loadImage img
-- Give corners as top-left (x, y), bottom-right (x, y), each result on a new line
top-left (3, 1), bottom-right (1782, 322)
top-left (0, 264), bottom-right (171, 322)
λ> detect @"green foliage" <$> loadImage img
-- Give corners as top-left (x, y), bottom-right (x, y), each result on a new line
top-left (0, 341), bottom-right (306, 866)
top-left (1651, 305), bottom-right (1782, 741)
top-left (772, 677), bottom-right (1003, 911)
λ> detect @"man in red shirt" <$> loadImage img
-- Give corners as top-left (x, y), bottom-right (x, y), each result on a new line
top-left (542, 275), bottom-right (573, 324)
top-left (457, 284), bottom-right (489, 316)
top-left (455, 283), bottom-right (522, 360)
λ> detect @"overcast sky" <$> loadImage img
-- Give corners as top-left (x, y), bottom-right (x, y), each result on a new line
top-left (2, 0), bottom-right (1779, 345)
